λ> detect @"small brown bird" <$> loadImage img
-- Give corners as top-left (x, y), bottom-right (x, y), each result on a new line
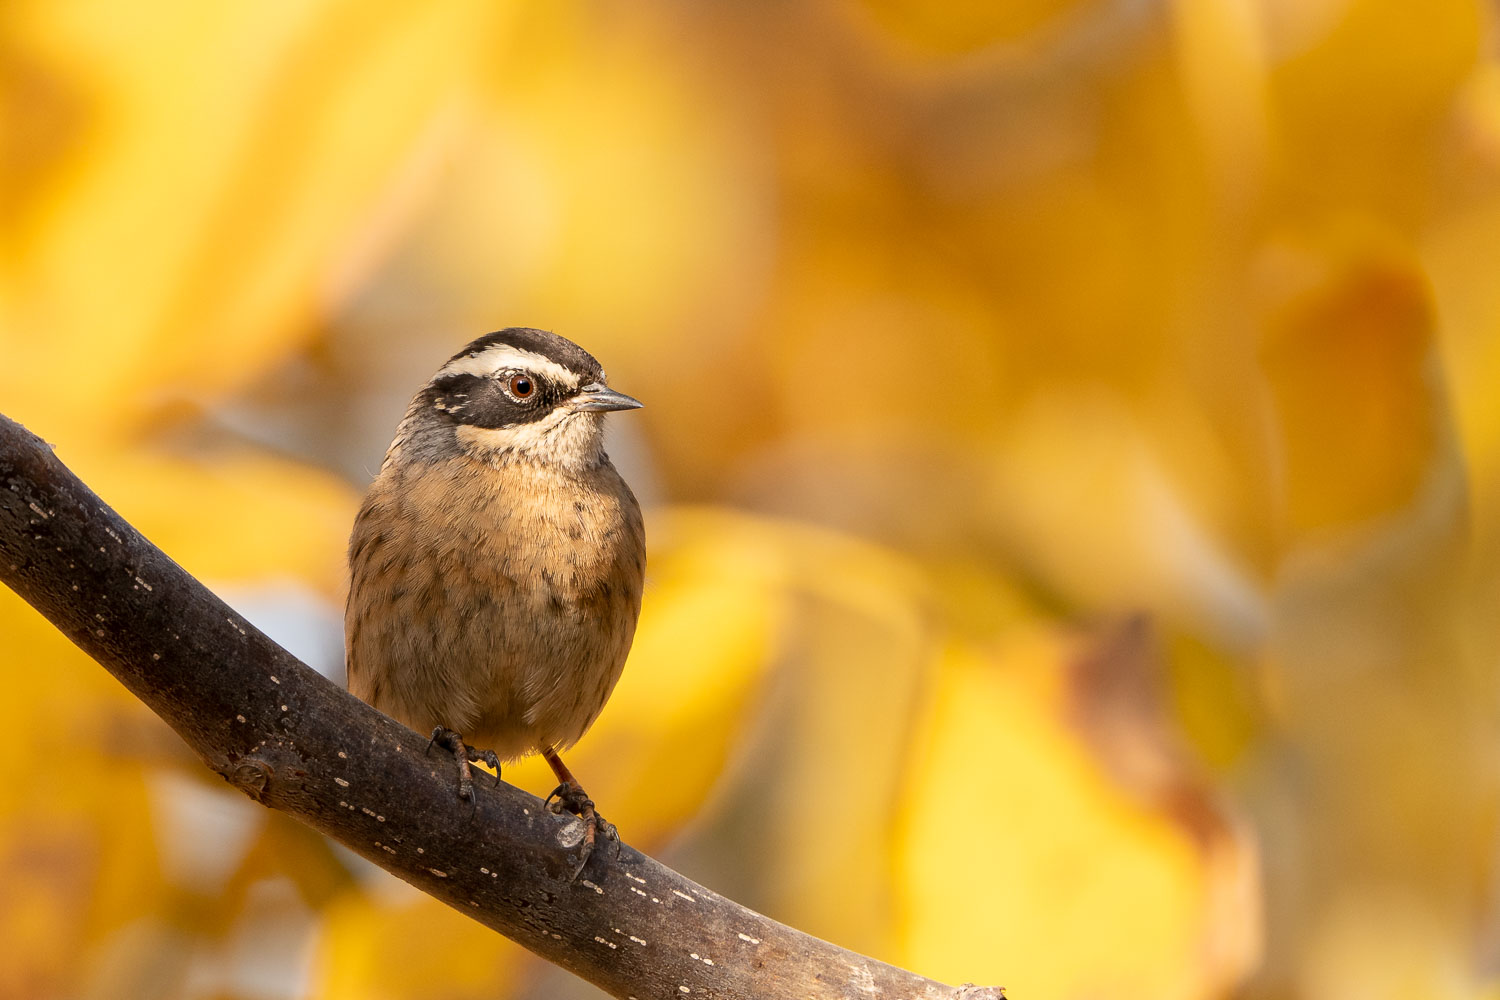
top-left (344, 328), bottom-right (645, 867)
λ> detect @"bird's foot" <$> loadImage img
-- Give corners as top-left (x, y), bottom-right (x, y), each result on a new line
top-left (546, 781), bottom-right (619, 878)
top-left (427, 727), bottom-right (501, 801)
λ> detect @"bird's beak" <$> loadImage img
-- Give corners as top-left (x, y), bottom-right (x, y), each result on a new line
top-left (572, 382), bottom-right (643, 413)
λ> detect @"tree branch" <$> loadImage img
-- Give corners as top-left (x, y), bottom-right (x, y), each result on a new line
top-left (0, 414), bottom-right (1003, 1000)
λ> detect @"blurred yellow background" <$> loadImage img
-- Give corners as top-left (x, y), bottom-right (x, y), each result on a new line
top-left (3, 1), bottom-right (1500, 998)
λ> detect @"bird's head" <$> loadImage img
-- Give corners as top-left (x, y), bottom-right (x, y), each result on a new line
top-left (388, 328), bottom-right (641, 472)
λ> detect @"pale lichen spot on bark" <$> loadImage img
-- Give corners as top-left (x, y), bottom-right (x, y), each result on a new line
top-left (849, 963), bottom-right (878, 995)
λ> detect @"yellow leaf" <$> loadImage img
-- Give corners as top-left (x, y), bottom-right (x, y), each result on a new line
top-left (896, 635), bottom-right (1222, 1000)
top-left (1256, 227), bottom-right (1444, 541)
top-left (313, 891), bottom-right (525, 1000)
top-left (2, 0), bottom-right (507, 440)
top-left (57, 444), bottom-right (358, 592)
top-left (852, 0), bottom-right (1098, 59)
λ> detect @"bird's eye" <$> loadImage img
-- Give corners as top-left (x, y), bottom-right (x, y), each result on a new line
top-left (508, 373), bottom-right (535, 399)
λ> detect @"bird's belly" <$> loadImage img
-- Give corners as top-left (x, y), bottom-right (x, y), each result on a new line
top-left (346, 484), bottom-right (642, 761)
top-left (464, 593), bottom-right (631, 758)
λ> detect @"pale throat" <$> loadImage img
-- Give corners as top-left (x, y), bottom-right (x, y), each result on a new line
top-left (455, 410), bottom-right (607, 471)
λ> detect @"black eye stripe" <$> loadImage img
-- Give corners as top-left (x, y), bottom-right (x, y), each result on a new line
top-left (425, 370), bottom-right (567, 429)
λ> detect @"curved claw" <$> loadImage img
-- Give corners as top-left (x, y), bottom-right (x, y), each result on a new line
top-left (541, 748), bottom-right (619, 878)
top-left (545, 782), bottom-right (619, 879)
top-left (427, 727), bottom-right (500, 801)
top-left (544, 781), bottom-right (568, 813)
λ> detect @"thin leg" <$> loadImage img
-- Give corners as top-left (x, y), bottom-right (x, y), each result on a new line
top-left (428, 727), bottom-right (500, 801)
top-left (542, 748), bottom-right (618, 876)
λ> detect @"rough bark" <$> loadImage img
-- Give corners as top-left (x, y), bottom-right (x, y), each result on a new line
top-left (0, 414), bottom-right (1004, 1000)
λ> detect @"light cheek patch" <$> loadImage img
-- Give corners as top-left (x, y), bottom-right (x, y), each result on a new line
top-left (437, 345), bottom-right (579, 388)
top-left (456, 410), bottom-right (602, 472)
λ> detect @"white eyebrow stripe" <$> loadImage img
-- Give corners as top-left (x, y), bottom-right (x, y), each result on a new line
top-left (436, 344), bottom-right (579, 386)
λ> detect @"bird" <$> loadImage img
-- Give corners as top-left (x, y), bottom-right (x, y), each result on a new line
top-left (344, 327), bottom-right (645, 871)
